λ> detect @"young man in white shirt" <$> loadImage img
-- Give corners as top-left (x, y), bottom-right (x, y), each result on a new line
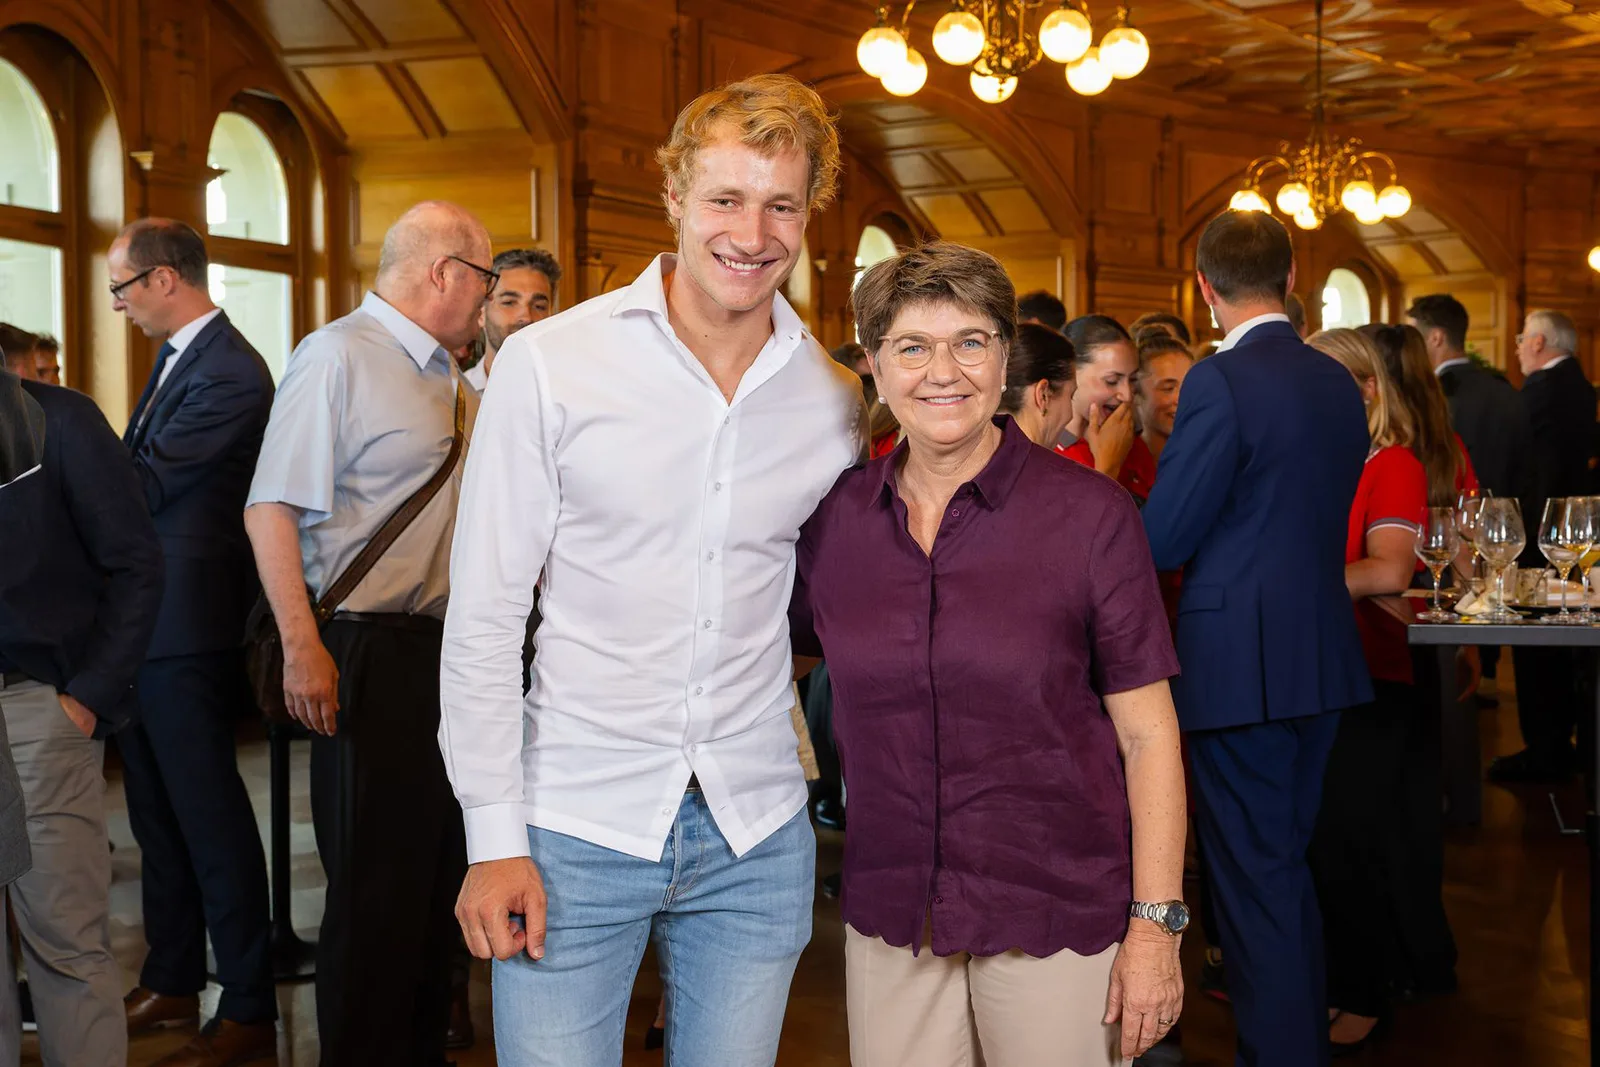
top-left (439, 75), bottom-right (863, 1066)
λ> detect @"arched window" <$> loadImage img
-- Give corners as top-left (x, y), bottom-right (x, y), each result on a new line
top-left (0, 57), bottom-right (64, 352)
top-left (205, 110), bottom-right (295, 379)
top-left (854, 225), bottom-right (898, 288)
top-left (1322, 267), bottom-right (1372, 330)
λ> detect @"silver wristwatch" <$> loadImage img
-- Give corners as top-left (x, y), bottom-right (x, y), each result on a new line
top-left (1129, 899), bottom-right (1191, 935)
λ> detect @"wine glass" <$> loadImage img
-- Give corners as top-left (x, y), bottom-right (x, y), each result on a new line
top-left (1455, 488), bottom-right (1492, 599)
top-left (1476, 497), bottom-right (1526, 623)
top-left (1538, 498), bottom-right (1585, 623)
top-left (1414, 507), bottom-right (1461, 622)
top-left (1571, 496), bottom-right (1600, 624)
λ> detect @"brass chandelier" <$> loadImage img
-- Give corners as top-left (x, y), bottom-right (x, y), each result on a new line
top-left (856, 1), bottom-right (1150, 104)
top-left (1229, 0), bottom-right (1410, 230)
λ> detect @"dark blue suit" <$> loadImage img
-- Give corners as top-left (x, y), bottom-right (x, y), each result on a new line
top-left (1143, 319), bottom-right (1372, 1067)
top-left (119, 310), bottom-right (278, 1024)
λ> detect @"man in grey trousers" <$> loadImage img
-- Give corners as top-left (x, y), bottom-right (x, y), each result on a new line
top-left (0, 359), bottom-right (165, 1066)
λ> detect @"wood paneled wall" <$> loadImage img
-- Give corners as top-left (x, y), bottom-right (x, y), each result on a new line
top-left (8, 0), bottom-right (1600, 421)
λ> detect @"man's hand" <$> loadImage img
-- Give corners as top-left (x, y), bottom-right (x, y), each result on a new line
top-left (283, 635), bottom-right (340, 736)
top-left (457, 857), bottom-right (548, 961)
top-left (1086, 402), bottom-right (1136, 480)
top-left (57, 692), bottom-right (96, 738)
top-left (1103, 923), bottom-right (1184, 1059)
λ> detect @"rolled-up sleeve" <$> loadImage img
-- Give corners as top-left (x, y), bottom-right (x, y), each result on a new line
top-left (439, 336), bottom-right (560, 864)
top-left (246, 340), bottom-right (346, 526)
top-left (1088, 489), bottom-right (1180, 695)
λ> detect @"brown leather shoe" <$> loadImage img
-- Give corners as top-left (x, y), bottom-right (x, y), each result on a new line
top-left (125, 987), bottom-right (199, 1036)
top-left (444, 980), bottom-right (475, 1050)
top-left (152, 1019), bottom-right (277, 1067)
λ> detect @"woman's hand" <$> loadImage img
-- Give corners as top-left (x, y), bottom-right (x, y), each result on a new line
top-left (1103, 924), bottom-right (1184, 1059)
top-left (1086, 402), bottom-right (1135, 480)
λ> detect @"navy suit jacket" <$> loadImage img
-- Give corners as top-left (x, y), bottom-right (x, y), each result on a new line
top-left (0, 380), bottom-right (163, 734)
top-left (1142, 320), bottom-right (1373, 732)
top-left (124, 311), bottom-right (275, 660)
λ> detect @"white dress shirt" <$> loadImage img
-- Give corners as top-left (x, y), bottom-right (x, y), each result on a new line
top-left (157, 308), bottom-right (224, 390)
top-left (439, 254), bottom-right (864, 864)
top-left (1215, 312), bottom-right (1291, 353)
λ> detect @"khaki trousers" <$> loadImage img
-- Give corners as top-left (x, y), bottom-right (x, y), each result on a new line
top-left (845, 924), bottom-right (1127, 1067)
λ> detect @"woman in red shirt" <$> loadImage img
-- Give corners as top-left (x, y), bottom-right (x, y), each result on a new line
top-left (1304, 328), bottom-right (1455, 1055)
top-left (1058, 315), bottom-right (1153, 500)
top-left (1361, 323), bottom-right (1479, 499)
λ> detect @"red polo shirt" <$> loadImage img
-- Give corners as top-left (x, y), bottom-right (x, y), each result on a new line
top-left (1059, 436), bottom-right (1157, 502)
top-left (1346, 445), bottom-right (1427, 685)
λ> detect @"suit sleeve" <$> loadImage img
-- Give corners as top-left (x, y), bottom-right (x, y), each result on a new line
top-left (1140, 361), bottom-right (1240, 571)
top-left (131, 358), bottom-right (271, 513)
top-left (56, 398), bottom-right (165, 731)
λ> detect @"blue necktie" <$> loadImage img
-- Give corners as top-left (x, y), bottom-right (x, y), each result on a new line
top-left (130, 341), bottom-right (177, 440)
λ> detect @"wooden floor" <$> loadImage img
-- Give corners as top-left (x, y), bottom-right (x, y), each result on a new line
top-left (20, 663), bottom-right (1591, 1066)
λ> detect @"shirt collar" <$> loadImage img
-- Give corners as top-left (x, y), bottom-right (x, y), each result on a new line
top-left (166, 308), bottom-right (224, 359)
top-left (611, 253), bottom-right (807, 348)
top-left (1434, 357), bottom-right (1471, 376)
top-left (361, 291), bottom-right (448, 370)
top-left (1536, 354), bottom-right (1572, 373)
top-left (1216, 312), bottom-right (1291, 353)
top-left (874, 415), bottom-right (1031, 510)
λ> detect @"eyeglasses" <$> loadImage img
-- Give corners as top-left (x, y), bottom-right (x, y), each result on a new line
top-left (446, 255), bottom-right (499, 295)
top-left (109, 266), bottom-right (158, 299)
top-left (879, 329), bottom-right (1001, 370)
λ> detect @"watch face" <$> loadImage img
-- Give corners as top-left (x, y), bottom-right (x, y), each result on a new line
top-left (1163, 901), bottom-right (1191, 934)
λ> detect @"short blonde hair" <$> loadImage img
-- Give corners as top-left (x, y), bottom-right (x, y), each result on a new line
top-left (656, 74), bottom-right (841, 228)
top-left (1308, 327), bottom-right (1414, 450)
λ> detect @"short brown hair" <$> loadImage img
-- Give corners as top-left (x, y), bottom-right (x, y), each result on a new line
top-left (0, 323), bottom-right (39, 370)
top-left (121, 218), bottom-right (210, 289)
top-left (850, 241), bottom-right (1017, 355)
top-left (1197, 210), bottom-right (1293, 304)
top-left (656, 74), bottom-right (841, 228)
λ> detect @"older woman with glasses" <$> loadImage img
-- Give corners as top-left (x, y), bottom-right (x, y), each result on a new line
top-left (790, 242), bottom-right (1187, 1066)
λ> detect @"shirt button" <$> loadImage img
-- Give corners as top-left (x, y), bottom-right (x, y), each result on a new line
top-left (714, 482), bottom-right (723, 492)
top-left (951, 509), bottom-right (961, 518)
top-left (694, 686), bottom-right (704, 696)
top-left (662, 807), bottom-right (673, 815)
top-left (703, 619), bottom-right (713, 629)
top-left (705, 550), bottom-right (715, 562)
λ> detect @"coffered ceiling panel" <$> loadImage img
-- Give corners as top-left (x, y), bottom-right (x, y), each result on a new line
top-left (404, 57), bottom-right (522, 133)
top-left (299, 65), bottom-right (424, 141)
top-left (350, 0), bottom-right (466, 43)
top-left (911, 193), bottom-right (988, 239)
top-left (979, 189), bottom-right (1053, 235)
top-left (246, 0), bottom-right (358, 51)
top-left (1129, 0), bottom-right (1600, 147)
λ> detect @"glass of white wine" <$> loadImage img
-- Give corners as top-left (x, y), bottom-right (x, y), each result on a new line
top-left (1538, 498), bottom-right (1585, 623)
top-left (1414, 507), bottom-right (1461, 622)
top-left (1476, 497), bottom-right (1526, 623)
top-left (1573, 496), bottom-right (1600, 624)
top-left (1455, 488), bottom-right (1491, 600)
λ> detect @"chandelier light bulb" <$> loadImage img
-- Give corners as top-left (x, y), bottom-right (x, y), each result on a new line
top-left (857, 24), bottom-right (909, 79)
top-left (1294, 207), bottom-right (1322, 231)
top-left (933, 9), bottom-right (987, 66)
top-left (1588, 246), bottom-right (1600, 273)
top-left (1066, 47), bottom-right (1113, 95)
top-left (1275, 181), bottom-right (1312, 216)
top-left (1100, 25), bottom-right (1150, 79)
top-left (1353, 203), bottom-right (1386, 226)
top-left (1230, 188), bottom-right (1270, 213)
top-left (882, 46), bottom-right (929, 96)
top-left (1340, 179), bottom-right (1377, 215)
top-left (1039, 6), bottom-right (1094, 64)
top-left (970, 68), bottom-right (1018, 104)
top-left (1377, 184), bottom-right (1412, 218)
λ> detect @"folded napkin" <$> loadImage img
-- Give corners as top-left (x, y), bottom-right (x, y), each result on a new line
top-left (1454, 591), bottom-right (1492, 617)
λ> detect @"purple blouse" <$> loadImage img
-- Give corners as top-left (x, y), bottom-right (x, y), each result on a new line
top-left (790, 417), bottom-right (1179, 958)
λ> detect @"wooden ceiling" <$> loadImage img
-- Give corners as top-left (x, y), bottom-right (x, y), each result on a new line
top-left (1128, 0), bottom-right (1600, 148)
top-left (838, 101), bottom-right (1054, 239)
top-left (227, 0), bottom-right (533, 144)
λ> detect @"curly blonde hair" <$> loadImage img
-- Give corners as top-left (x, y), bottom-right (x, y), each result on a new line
top-left (656, 74), bottom-right (841, 230)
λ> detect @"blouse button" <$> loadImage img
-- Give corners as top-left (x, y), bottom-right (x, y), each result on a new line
top-left (950, 509), bottom-right (961, 518)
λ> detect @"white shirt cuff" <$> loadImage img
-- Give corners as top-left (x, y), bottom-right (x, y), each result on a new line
top-left (463, 803), bottom-right (531, 864)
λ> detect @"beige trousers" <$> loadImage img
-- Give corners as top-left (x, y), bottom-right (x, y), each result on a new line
top-left (845, 923), bottom-right (1128, 1067)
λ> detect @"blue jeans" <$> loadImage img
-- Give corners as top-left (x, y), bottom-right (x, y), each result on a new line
top-left (493, 792), bottom-right (815, 1066)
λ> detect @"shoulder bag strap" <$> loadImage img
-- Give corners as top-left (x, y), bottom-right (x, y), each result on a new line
top-left (312, 382), bottom-right (466, 623)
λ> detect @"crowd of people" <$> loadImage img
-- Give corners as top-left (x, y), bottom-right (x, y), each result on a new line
top-left (0, 69), bottom-right (1593, 1067)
